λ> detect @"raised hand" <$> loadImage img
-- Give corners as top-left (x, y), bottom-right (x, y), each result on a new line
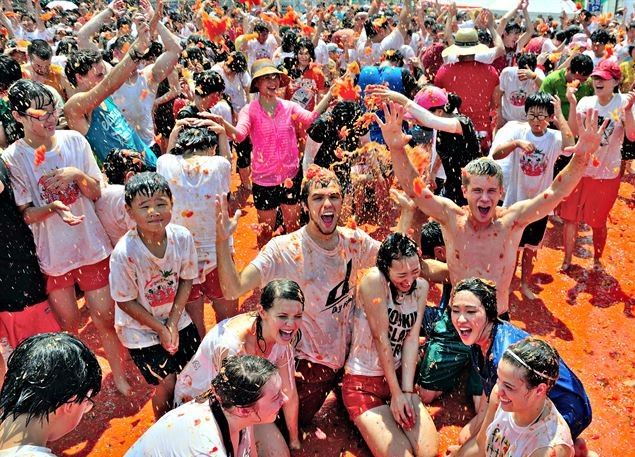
top-left (215, 193), bottom-right (241, 241)
top-left (375, 101), bottom-right (412, 152)
top-left (565, 109), bottom-right (609, 160)
top-left (51, 200), bottom-right (85, 226)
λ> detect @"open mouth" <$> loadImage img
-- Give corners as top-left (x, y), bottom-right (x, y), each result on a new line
top-left (321, 213), bottom-right (335, 225)
top-left (457, 327), bottom-right (472, 340)
top-left (477, 206), bottom-right (490, 217)
top-left (279, 329), bottom-right (294, 342)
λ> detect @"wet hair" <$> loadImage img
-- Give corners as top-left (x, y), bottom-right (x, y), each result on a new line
top-left (179, 47), bottom-right (209, 69)
top-left (226, 51), bottom-right (247, 74)
top-left (554, 30), bottom-right (567, 43)
top-left (364, 14), bottom-right (389, 38)
top-left (504, 22), bottom-right (523, 35)
top-left (254, 22), bottom-right (269, 34)
top-left (376, 232), bottom-right (419, 299)
top-left (525, 91), bottom-right (554, 116)
top-left (452, 277), bottom-right (498, 322)
top-left (383, 49), bottom-right (404, 66)
top-left (478, 29), bottom-right (493, 46)
top-left (143, 41), bottom-right (164, 61)
top-left (517, 52), bottom-right (537, 71)
top-left (171, 126), bottom-right (219, 156)
top-left (300, 165), bottom-right (342, 205)
top-left (502, 337), bottom-right (560, 391)
top-left (331, 101), bottom-right (362, 129)
top-left (105, 35), bottom-right (134, 63)
top-left (65, 49), bottom-right (102, 87)
top-left (0, 55), bottom-right (23, 92)
top-left (8, 79), bottom-right (55, 114)
top-left (27, 39), bottom-right (53, 60)
top-left (211, 355), bottom-right (277, 409)
top-left (461, 158), bottom-right (504, 188)
top-left (281, 29), bottom-right (299, 53)
top-left (420, 220), bottom-right (444, 258)
top-left (124, 172), bottom-right (172, 206)
top-left (569, 54), bottom-right (593, 77)
top-left (116, 16), bottom-right (132, 30)
top-left (55, 37), bottom-right (78, 56)
top-left (103, 149), bottom-right (148, 185)
top-left (193, 69), bottom-right (225, 97)
top-left (590, 28), bottom-right (610, 45)
top-left (0, 333), bottom-right (102, 424)
top-left (295, 38), bottom-right (315, 61)
top-left (255, 279), bottom-right (305, 352)
top-left (444, 92), bottom-right (462, 114)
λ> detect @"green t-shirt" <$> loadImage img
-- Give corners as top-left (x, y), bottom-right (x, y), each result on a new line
top-left (540, 68), bottom-right (594, 119)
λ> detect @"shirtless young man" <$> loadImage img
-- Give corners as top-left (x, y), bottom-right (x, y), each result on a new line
top-left (214, 166), bottom-right (446, 436)
top-left (377, 101), bottom-right (606, 316)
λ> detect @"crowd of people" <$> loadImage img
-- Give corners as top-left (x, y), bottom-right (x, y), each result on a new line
top-left (0, 0), bottom-right (631, 455)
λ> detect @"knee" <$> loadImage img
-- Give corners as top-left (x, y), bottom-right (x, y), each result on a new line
top-left (416, 386), bottom-right (441, 404)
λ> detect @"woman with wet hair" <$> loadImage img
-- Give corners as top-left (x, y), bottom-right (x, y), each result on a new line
top-left (173, 279), bottom-right (304, 454)
top-left (447, 278), bottom-right (593, 457)
top-left (126, 354), bottom-right (288, 457)
top-left (342, 233), bottom-right (439, 457)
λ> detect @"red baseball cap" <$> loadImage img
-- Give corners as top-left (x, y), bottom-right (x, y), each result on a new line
top-left (590, 59), bottom-right (622, 81)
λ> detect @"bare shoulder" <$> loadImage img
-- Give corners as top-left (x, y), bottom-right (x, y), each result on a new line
top-left (359, 267), bottom-right (383, 291)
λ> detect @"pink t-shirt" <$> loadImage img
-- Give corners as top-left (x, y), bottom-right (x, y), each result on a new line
top-left (234, 98), bottom-right (318, 187)
top-left (250, 226), bottom-right (379, 370)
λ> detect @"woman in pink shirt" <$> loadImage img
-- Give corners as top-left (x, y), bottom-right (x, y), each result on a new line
top-left (218, 59), bottom-right (333, 246)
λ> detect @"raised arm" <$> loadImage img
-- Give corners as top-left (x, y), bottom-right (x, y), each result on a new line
top-left (214, 193), bottom-right (262, 299)
top-left (77, 1), bottom-right (124, 50)
top-left (376, 101), bottom-right (461, 226)
top-left (496, 0), bottom-right (523, 36)
top-left (151, 19), bottom-right (183, 86)
top-left (516, 2), bottom-right (534, 50)
top-left (508, 109), bottom-right (608, 227)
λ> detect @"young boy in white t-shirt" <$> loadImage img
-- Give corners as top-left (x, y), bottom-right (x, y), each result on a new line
top-left (110, 172), bottom-right (200, 418)
top-left (3, 79), bottom-right (130, 395)
top-left (490, 92), bottom-right (574, 299)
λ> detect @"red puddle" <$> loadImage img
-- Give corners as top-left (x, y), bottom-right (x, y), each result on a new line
top-left (53, 174), bottom-right (635, 457)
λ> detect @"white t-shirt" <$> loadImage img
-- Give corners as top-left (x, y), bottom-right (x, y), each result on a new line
top-left (356, 31), bottom-right (382, 67)
top-left (380, 28), bottom-right (404, 54)
top-left (15, 26), bottom-right (53, 42)
top-left (125, 399), bottom-right (254, 457)
top-left (174, 316), bottom-right (292, 405)
top-left (499, 67), bottom-right (545, 123)
top-left (111, 70), bottom-right (156, 146)
top-left (156, 154), bottom-right (231, 281)
top-left (211, 63), bottom-right (251, 113)
top-left (576, 94), bottom-right (627, 179)
top-left (314, 39), bottom-right (329, 66)
top-left (250, 226), bottom-right (379, 370)
top-left (109, 224), bottom-right (197, 348)
top-left (3, 131), bottom-right (112, 276)
top-left (0, 445), bottom-right (56, 457)
top-left (94, 184), bottom-right (134, 246)
top-left (486, 399), bottom-right (573, 457)
top-left (490, 122), bottom-right (567, 206)
top-left (445, 47), bottom-right (498, 65)
top-left (582, 51), bottom-right (616, 67)
top-left (245, 35), bottom-right (277, 67)
top-left (345, 274), bottom-right (426, 376)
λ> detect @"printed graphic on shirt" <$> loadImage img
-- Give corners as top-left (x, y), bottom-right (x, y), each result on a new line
top-left (387, 308), bottom-right (418, 358)
top-left (38, 174), bottom-right (80, 206)
top-left (145, 269), bottom-right (177, 308)
top-left (323, 259), bottom-right (353, 315)
top-left (509, 89), bottom-right (527, 107)
top-left (519, 148), bottom-right (547, 177)
top-left (486, 426), bottom-right (512, 456)
top-left (597, 116), bottom-right (615, 147)
top-left (290, 78), bottom-right (317, 109)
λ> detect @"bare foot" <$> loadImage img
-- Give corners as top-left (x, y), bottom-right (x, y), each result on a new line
top-left (559, 261), bottom-right (572, 272)
top-left (592, 259), bottom-right (604, 272)
top-left (114, 375), bottom-right (132, 396)
top-left (520, 282), bottom-right (537, 300)
top-left (574, 438), bottom-right (599, 457)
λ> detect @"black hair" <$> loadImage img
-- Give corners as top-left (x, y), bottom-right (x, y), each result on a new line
top-left (569, 54), bottom-right (593, 77)
top-left (103, 149), bottom-right (148, 185)
top-left (281, 29), bottom-right (299, 53)
top-left (420, 220), bottom-right (444, 258)
top-left (172, 126), bottom-right (219, 156)
top-left (502, 337), bottom-right (560, 391)
top-left (554, 30), bottom-right (567, 43)
top-left (364, 14), bottom-right (388, 38)
top-left (590, 28), bottom-right (610, 45)
top-left (300, 165), bottom-right (342, 205)
top-left (504, 22), bottom-right (523, 35)
top-left (524, 91), bottom-right (554, 116)
top-left (143, 41), bottom-right (164, 61)
top-left (211, 355), bottom-right (277, 409)
top-left (110, 35), bottom-right (134, 53)
top-left (0, 55), bottom-right (23, 92)
top-left (478, 29), bottom-right (493, 46)
top-left (55, 37), bottom-right (78, 56)
top-left (8, 79), bottom-right (55, 114)
top-left (255, 279), bottom-right (305, 352)
top-left (0, 333), bottom-right (102, 425)
top-left (295, 37), bottom-right (315, 61)
top-left (452, 277), bottom-right (498, 322)
top-left (331, 101), bottom-right (363, 129)
top-left (193, 69), bottom-right (225, 97)
top-left (65, 49), bottom-right (102, 87)
top-left (179, 46), bottom-right (209, 69)
top-left (124, 171), bottom-right (173, 206)
top-left (27, 39), bottom-right (52, 60)
top-left (444, 92), bottom-right (462, 114)
top-left (226, 51), bottom-right (247, 74)
top-left (423, 17), bottom-right (435, 29)
top-left (517, 52), bottom-right (537, 71)
top-left (383, 49), bottom-right (404, 66)
top-left (254, 22), bottom-right (269, 34)
top-left (376, 232), bottom-right (419, 299)
top-left (116, 16), bottom-right (132, 29)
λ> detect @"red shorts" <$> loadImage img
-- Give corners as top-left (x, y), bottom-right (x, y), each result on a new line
top-left (294, 358), bottom-right (342, 426)
top-left (0, 300), bottom-right (61, 356)
top-left (342, 373), bottom-right (392, 422)
top-left (46, 256), bottom-right (111, 293)
top-left (187, 268), bottom-right (223, 301)
top-left (559, 176), bottom-right (621, 228)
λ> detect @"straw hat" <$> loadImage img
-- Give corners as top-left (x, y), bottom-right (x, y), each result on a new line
top-left (441, 28), bottom-right (489, 58)
top-left (249, 59), bottom-right (290, 93)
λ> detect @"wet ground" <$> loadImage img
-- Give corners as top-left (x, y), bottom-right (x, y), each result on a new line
top-left (53, 173), bottom-right (635, 457)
